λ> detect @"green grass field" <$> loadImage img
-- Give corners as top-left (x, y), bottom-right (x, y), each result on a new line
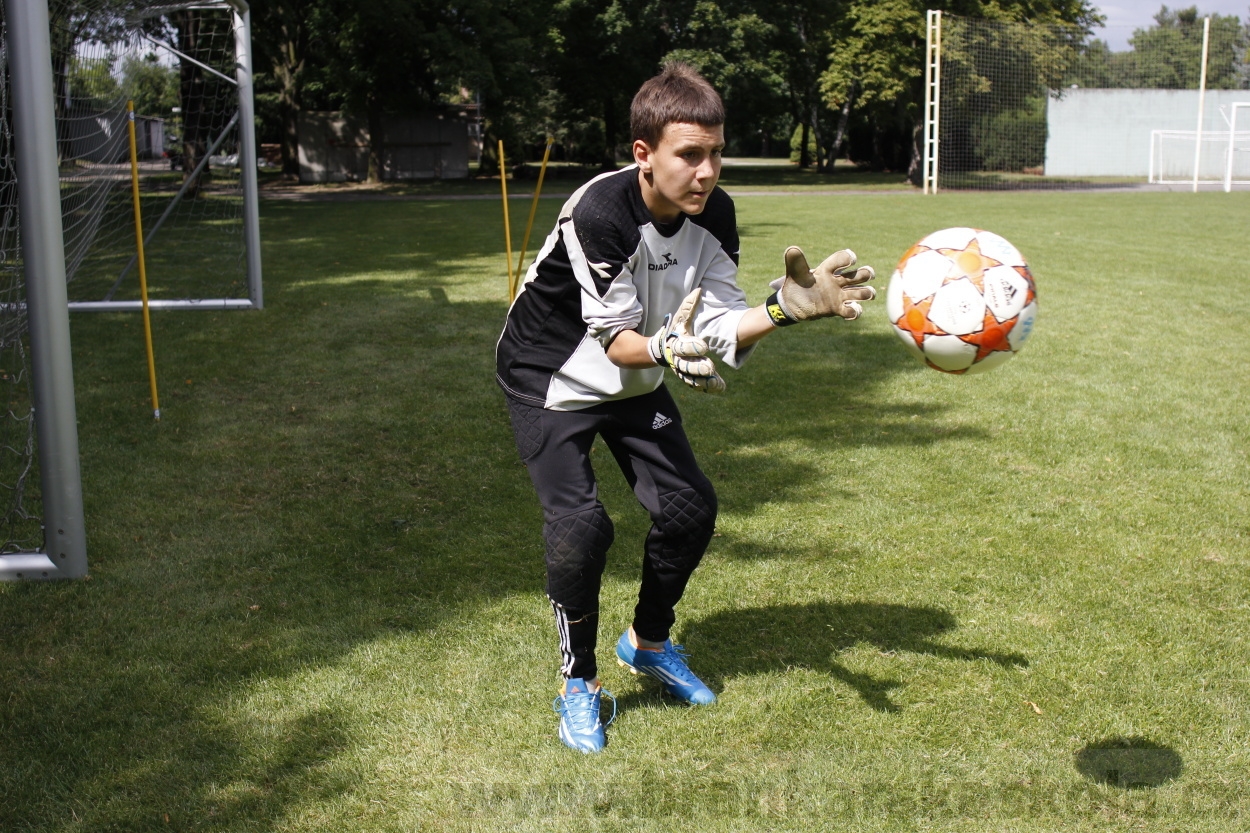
top-left (1, 185), bottom-right (1247, 831)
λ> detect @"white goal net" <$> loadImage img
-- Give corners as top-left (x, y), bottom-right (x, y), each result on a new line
top-left (1149, 126), bottom-right (1250, 185)
top-left (925, 12), bottom-right (1250, 190)
top-left (0, 0), bottom-right (259, 577)
top-left (50, 0), bottom-right (261, 309)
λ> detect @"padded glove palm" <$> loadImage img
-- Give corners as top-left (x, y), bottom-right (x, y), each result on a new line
top-left (766, 246), bottom-right (876, 325)
top-left (648, 288), bottom-right (726, 394)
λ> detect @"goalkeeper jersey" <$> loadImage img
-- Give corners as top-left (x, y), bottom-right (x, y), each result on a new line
top-left (496, 164), bottom-right (755, 411)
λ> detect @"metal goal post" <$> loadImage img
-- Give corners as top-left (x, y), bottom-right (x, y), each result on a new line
top-left (0, 0), bottom-right (86, 579)
top-left (0, 0), bottom-right (261, 579)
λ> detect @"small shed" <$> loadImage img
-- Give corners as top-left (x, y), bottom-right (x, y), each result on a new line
top-left (298, 111), bottom-right (470, 183)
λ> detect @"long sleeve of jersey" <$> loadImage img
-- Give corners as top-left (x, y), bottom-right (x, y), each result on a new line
top-left (496, 165), bottom-right (756, 411)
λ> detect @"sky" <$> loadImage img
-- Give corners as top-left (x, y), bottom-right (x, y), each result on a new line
top-left (1093, 1), bottom-right (1249, 49)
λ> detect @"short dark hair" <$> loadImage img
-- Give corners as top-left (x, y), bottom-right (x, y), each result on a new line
top-left (630, 62), bottom-right (724, 148)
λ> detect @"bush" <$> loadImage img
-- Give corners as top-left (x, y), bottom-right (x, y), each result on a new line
top-left (972, 98), bottom-right (1046, 172)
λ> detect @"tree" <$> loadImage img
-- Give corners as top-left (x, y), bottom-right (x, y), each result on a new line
top-left (542, 0), bottom-right (672, 169)
top-left (250, 0), bottom-right (551, 179)
top-left (811, 0), bottom-right (1100, 177)
top-left (1124, 7), bottom-right (1247, 89)
top-left (48, 0), bottom-right (133, 161)
top-left (67, 56), bottom-right (121, 107)
top-left (120, 54), bottom-right (180, 117)
top-left (765, 0), bottom-right (845, 169)
top-left (299, 0), bottom-right (551, 180)
top-left (171, 10), bottom-right (237, 197)
top-left (820, 0), bottom-right (925, 169)
top-left (662, 1), bottom-right (790, 155)
top-left (251, 0), bottom-right (329, 176)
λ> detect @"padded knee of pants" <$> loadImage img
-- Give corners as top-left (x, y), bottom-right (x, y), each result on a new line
top-left (543, 505), bottom-right (614, 611)
top-left (650, 486), bottom-right (717, 572)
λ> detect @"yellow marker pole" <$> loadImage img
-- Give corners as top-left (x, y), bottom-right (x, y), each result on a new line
top-left (126, 101), bottom-right (160, 420)
top-left (498, 140), bottom-right (515, 300)
top-left (514, 136), bottom-right (554, 301)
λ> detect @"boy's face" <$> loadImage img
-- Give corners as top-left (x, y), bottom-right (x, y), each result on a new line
top-left (634, 121), bottom-right (725, 223)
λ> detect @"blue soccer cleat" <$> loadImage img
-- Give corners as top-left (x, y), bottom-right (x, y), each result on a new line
top-left (615, 630), bottom-right (716, 705)
top-left (552, 678), bottom-right (616, 753)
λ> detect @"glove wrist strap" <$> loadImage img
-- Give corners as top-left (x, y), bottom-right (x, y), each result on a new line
top-left (648, 332), bottom-right (668, 367)
top-left (765, 291), bottom-right (799, 327)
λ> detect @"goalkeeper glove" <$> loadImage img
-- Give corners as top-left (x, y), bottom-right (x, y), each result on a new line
top-left (647, 287), bottom-right (726, 394)
top-left (765, 246), bottom-right (876, 326)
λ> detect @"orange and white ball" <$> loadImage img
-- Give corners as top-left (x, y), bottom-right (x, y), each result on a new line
top-left (886, 227), bottom-right (1038, 374)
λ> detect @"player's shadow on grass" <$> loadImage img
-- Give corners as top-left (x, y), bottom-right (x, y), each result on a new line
top-left (679, 602), bottom-right (1028, 712)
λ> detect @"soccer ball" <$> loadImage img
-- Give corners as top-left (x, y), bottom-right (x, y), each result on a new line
top-left (886, 227), bottom-right (1038, 374)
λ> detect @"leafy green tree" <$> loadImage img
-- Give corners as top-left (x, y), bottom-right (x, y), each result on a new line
top-left (169, 10), bottom-right (236, 196)
top-left (49, 0), bottom-right (135, 161)
top-left (541, 0), bottom-right (671, 168)
top-left (938, 13), bottom-right (1090, 173)
top-left (663, 1), bottom-right (790, 156)
top-left (120, 54), bottom-right (180, 117)
top-left (815, 0), bottom-right (1100, 177)
top-left (303, 0), bottom-right (551, 179)
top-left (67, 56), bottom-right (121, 107)
top-left (252, 0), bottom-right (331, 176)
top-left (1124, 7), bottom-right (1247, 89)
top-left (820, 0), bottom-right (925, 168)
top-left (766, 0), bottom-right (845, 169)
top-left (250, 0), bottom-right (551, 178)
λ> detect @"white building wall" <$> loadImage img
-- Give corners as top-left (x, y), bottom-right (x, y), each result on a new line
top-left (1045, 89), bottom-right (1250, 176)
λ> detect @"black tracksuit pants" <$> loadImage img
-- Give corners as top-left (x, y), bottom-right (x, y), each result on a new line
top-left (507, 385), bottom-right (718, 682)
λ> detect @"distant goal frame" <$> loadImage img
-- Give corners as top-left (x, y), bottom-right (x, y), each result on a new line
top-left (65, 0), bottom-right (263, 313)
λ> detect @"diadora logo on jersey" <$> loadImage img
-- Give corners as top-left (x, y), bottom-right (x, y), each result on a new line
top-left (648, 252), bottom-right (679, 271)
top-left (652, 412), bottom-right (672, 430)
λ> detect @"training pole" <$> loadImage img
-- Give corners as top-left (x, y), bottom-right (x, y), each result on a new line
top-left (498, 140), bottom-right (515, 300)
top-left (513, 137), bottom-right (554, 302)
top-left (127, 102), bottom-right (161, 420)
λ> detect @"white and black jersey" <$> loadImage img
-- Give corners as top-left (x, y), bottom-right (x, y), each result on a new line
top-left (496, 165), bottom-right (756, 411)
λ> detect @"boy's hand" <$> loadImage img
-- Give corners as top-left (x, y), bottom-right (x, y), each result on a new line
top-left (766, 246), bottom-right (876, 325)
top-left (648, 288), bottom-right (726, 394)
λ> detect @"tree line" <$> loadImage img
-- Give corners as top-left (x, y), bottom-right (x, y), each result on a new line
top-left (62, 1), bottom-right (1250, 181)
top-left (247, 0), bottom-right (1113, 180)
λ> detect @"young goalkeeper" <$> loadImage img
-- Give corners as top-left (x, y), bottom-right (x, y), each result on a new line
top-left (496, 62), bottom-right (876, 753)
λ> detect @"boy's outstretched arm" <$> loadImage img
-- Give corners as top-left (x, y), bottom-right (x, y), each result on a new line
top-left (766, 246), bottom-right (876, 325)
top-left (739, 245), bottom-right (877, 347)
top-left (608, 247), bottom-right (875, 383)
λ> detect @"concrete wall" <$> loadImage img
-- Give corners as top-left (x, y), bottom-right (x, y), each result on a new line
top-left (1046, 89), bottom-right (1250, 176)
top-left (298, 112), bottom-right (470, 183)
